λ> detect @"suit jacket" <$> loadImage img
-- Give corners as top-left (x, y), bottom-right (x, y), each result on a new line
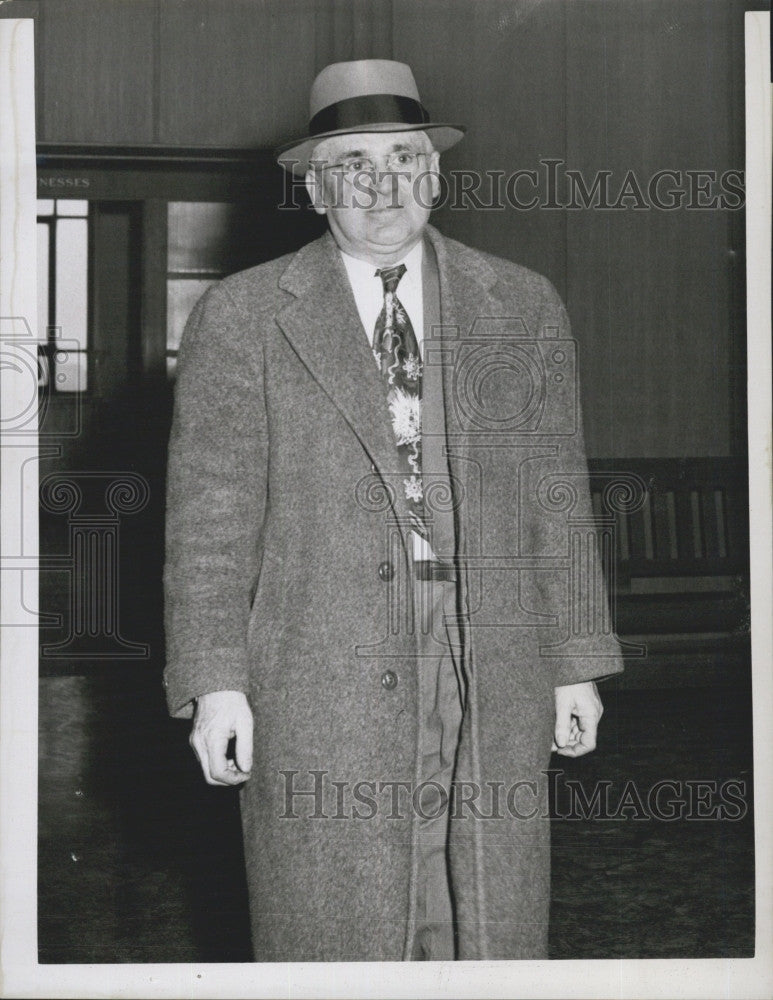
top-left (164, 223), bottom-right (623, 961)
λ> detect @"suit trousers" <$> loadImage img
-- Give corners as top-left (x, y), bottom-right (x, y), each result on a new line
top-left (409, 567), bottom-right (466, 961)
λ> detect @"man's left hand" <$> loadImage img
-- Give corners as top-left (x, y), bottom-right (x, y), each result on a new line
top-left (552, 681), bottom-right (604, 757)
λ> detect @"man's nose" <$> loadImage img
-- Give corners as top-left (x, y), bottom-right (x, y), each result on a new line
top-left (356, 163), bottom-right (388, 187)
top-left (367, 164), bottom-right (407, 200)
top-left (372, 167), bottom-right (395, 191)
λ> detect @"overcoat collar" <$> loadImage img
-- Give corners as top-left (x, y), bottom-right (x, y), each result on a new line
top-left (276, 230), bottom-right (403, 517)
top-left (275, 224), bottom-right (501, 547)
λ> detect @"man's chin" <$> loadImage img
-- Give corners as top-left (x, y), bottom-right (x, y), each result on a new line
top-left (363, 209), bottom-right (406, 230)
top-left (362, 216), bottom-right (422, 245)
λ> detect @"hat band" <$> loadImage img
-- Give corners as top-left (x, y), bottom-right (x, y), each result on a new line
top-left (309, 93), bottom-right (430, 137)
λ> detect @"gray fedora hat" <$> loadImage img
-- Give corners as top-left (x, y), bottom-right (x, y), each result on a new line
top-left (276, 59), bottom-right (466, 176)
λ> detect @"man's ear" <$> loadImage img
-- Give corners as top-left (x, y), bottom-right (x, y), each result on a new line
top-left (305, 169), bottom-right (328, 216)
top-left (428, 150), bottom-right (441, 203)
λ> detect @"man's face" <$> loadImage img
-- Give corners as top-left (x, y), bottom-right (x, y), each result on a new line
top-left (306, 130), bottom-right (441, 265)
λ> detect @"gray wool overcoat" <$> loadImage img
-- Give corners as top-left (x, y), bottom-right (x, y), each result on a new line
top-left (164, 223), bottom-right (623, 961)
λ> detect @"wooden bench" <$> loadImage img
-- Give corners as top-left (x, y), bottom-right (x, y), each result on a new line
top-left (587, 457), bottom-right (750, 682)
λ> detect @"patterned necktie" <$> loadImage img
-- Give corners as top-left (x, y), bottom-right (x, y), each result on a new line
top-left (373, 263), bottom-right (427, 538)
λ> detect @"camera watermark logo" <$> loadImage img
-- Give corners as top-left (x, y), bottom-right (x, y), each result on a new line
top-left (0, 316), bottom-right (83, 437)
top-left (352, 311), bottom-right (644, 659)
top-left (428, 316), bottom-right (578, 436)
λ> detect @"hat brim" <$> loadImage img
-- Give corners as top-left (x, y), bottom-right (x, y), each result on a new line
top-left (276, 123), bottom-right (466, 177)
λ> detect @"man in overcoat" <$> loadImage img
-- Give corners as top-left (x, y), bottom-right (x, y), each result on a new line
top-left (164, 59), bottom-right (623, 961)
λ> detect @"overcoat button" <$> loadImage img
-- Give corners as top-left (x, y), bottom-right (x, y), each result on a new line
top-left (378, 561), bottom-right (394, 582)
top-left (381, 670), bottom-right (398, 690)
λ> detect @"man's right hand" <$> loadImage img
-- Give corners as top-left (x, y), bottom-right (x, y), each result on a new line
top-left (190, 690), bottom-right (253, 786)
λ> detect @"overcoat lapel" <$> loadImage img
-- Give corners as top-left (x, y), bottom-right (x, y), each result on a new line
top-left (425, 223), bottom-right (501, 431)
top-left (276, 232), bottom-right (415, 545)
top-left (423, 224), bottom-right (502, 556)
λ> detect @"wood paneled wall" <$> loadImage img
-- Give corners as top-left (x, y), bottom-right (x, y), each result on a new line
top-left (563, 0), bottom-right (744, 458)
top-left (7, 0), bottom-right (749, 458)
top-left (30, 0), bottom-right (396, 148)
top-left (36, 0), bottom-right (157, 145)
top-left (394, 0), bottom-right (569, 287)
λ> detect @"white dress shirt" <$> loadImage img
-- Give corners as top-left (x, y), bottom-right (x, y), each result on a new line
top-left (339, 241), bottom-right (435, 561)
top-left (339, 241), bottom-right (424, 354)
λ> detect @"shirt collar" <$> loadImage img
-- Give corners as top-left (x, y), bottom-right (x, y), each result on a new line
top-left (339, 239), bottom-right (424, 288)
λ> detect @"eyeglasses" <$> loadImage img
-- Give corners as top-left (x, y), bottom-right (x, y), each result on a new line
top-left (318, 150), bottom-right (428, 180)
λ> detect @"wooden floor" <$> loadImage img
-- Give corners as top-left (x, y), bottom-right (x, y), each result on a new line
top-left (38, 669), bottom-right (755, 963)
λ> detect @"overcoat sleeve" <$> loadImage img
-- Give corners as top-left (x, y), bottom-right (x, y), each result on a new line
top-left (163, 282), bottom-right (268, 718)
top-left (532, 278), bottom-right (624, 688)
